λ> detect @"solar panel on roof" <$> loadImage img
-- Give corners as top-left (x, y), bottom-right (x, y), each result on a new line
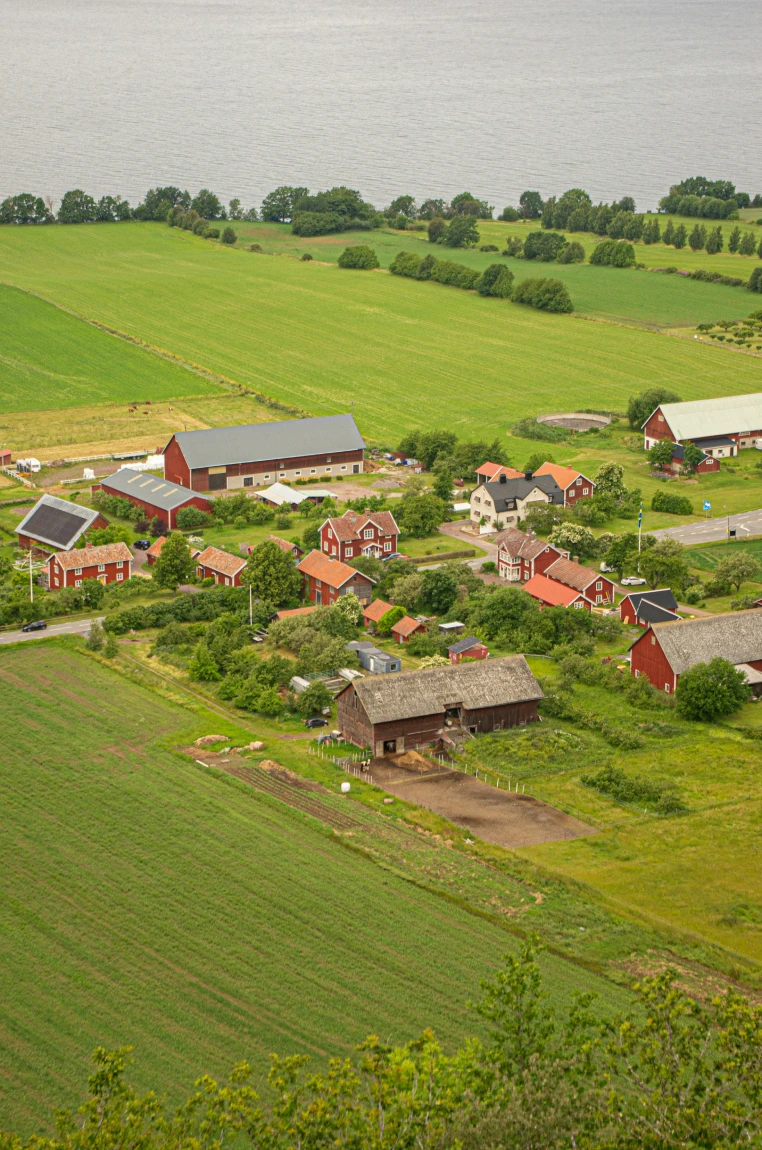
top-left (22, 504), bottom-right (88, 548)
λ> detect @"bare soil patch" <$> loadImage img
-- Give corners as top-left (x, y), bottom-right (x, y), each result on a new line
top-left (369, 756), bottom-right (596, 849)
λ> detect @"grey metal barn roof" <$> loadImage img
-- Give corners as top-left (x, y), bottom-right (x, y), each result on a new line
top-left (100, 468), bottom-right (209, 511)
top-left (168, 414), bottom-right (365, 470)
top-left (348, 656), bottom-right (543, 724)
top-left (15, 494), bottom-right (101, 550)
top-left (644, 393), bottom-right (762, 441)
top-left (637, 610), bottom-right (762, 674)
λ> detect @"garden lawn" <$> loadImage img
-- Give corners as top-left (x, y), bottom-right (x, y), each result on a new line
top-left (0, 641), bottom-right (630, 1135)
top-left (0, 284), bottom-right (216, 413)
top-left (1, 225), bottom-right (762, 445)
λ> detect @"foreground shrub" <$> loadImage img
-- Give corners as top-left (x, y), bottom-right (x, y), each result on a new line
top-left (512, 277), bottom-right (573, 313)
top-left (338, 244), bottom-right (380, 269)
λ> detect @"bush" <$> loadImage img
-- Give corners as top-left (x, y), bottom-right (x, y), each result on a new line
top-left (590, 239), bottom-right (636, 267)
top-left (651, 489), bottom-right (694, 515)
top-left (557, 241), bottom-right (585, 264)
top-left (511, 278), bottom-right (573, 313)
top-left (338, 245), bottom-right (380, 269)
top-left (523, 231), bottom-right (567, 261)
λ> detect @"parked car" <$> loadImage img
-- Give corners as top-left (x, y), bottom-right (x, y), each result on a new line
top-left (21, 620), bottom-right (47, 632)
top-left (304, 717), bottom-right (328, 729)
top-left (133, 539), bottom-right (151, 550)
top-left (621, 576), bottom-right (647, 586)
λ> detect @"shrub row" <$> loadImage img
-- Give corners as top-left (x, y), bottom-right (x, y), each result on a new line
top-left (389, 250), bottom-right (573, 312)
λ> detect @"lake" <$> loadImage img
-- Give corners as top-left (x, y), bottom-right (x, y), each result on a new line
top-left (1, 0), bottom-right (760, 214)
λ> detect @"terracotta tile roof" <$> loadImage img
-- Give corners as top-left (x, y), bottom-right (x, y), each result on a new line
top-left (391, 615), bottom-right (424, 637)
top-left (268, 534), bottom-right (302, 554)
top-left (297, 549), bottom-right (375, 588)
top-left (196, 545), bottom-right (246, 577)
top-left (323, 510), bottom-right (399, 542)
top-left (523, 573), bottom-right (587, 607)
top-left (146, 536), bottom-right (166, 558)
top-left (534, 462), bottom-right (593, 490)
top-left (493, 526), bottom-right (551, 561)
top-left (53, 541), bottom-right (133, 571)
top-left (276, 605), bottom-right (318, 620)
top-left (476, 461), bottom-right (523, 481)
top-left (363, 598), bottom-right (393, 622)
top-left (545, 556), bottom-right (601, 593)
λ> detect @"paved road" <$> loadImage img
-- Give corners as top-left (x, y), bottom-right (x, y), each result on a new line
top-left (652, 509), bottom-right (762, 546)
top-left (0, 616), bottom-right (104, 645)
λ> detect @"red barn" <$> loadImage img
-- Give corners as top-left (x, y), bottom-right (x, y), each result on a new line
top-left (162, 414), bottom-right (365, 493)
top-left (533, 462), bottom-right (595, 507)
top-left (195, 545), bottom-right (246, 587)
top-left (494, 526), bottom-right (569, 582)
top-left (297, 550), bottom-right (375, 606)
top-left (47, 541), bottom-right (132, 589)
top-left (320, 509), bottom-right (399, 561)
top-left (523, 573), bottom-right (590, 611)
top-left (94, 468), bottom-right (211, 529)
top-left (545, 556), bottom-right (614, 606)
top-left (630, 610), bottom-right (762, 693)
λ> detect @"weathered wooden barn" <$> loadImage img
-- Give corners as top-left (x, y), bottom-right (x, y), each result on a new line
top-left (336, 656), bottom-right (543, 756)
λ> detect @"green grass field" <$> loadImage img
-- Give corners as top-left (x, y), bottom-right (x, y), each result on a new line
top-left (0, 641), bottom-right (633, 1134)
top-left (1, 225), bottom-right (762, 446)
top-left (0, 284), bottom-right (216, 413)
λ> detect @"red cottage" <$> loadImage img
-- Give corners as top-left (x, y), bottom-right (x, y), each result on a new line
top-left (195, 545), bottom-right (247, 587)
top-left (320, 510), bottom-right (400, 561)
top-left (494, 526), bottom-right (569, 583)
top-left (47, 541), bottom-right (132, 589)
top-left (297, 550), bottom-right (375, 606)
top-left (523, 573), bottom-right (590, 611)
top-left (630, 610), bottom-right (762, 693)
top-left (545, 556), bottom-right (614, 606)
top-left (534, 462), bottom-right (596, 507)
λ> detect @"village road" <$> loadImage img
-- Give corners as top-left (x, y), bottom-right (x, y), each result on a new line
top-left (0, 616), bottom-right (104, 645)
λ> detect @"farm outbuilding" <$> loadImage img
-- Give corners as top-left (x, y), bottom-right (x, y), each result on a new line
top-left (15, 494), bottom-right (107, 551)
top-left (94, 468), bottom-right (211, 529)
top-left (337, 656), bottom-right (543, 756)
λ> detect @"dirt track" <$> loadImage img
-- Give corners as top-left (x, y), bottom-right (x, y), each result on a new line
top-left (369, 757), bottom-right (596, 849)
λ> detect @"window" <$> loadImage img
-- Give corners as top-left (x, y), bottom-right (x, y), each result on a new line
top-left (243, 477), bottom-right (253, 487)
top-left (363, 529), bottom-right (373, 539)
top-left (75, 567), bottom-right (82, 575)
top-left (116, 573), bottom-right (123, 581)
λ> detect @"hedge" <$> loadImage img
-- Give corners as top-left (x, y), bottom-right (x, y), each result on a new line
top-left (651, 489), bottom-right (694, 515)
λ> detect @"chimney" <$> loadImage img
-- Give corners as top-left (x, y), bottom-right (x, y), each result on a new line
top-left (524, 470), bottom-right (532, 481)
top-left (572, 555), bottom-right (579, 563)
top-left (499, 473), bottom-right (507, 484)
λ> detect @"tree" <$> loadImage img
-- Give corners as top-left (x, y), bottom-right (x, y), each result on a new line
top-left (639, 538), bottom-right (690, 591)
top-left (377, 605), bottom-right (406, 635)
top-left (191, 189), bottom-right (224, 219)
top-left (220, 226), bottom-right (237, 245)
top-left (397, 494), bottom-right (446, 537)
top-left (676, 657), bottom-right (751, 720)
top-left (519, 190), bottom-right (543, 218)
top-left (648, 439), bottom-right (675, 470)
top-left (85, 621), bottom-right (105, 651)
top-left (242, 540), bottom-right (301, 606)
top-left (188, 640), bottom-right (222, 681)
top-left (713, 552), bottom-right (760, 592)
top-left (440, 216), bottom-right (479, 248)
top-left (420, 569), bottom-right (458, 614)
top-left (705, 225), bottom-right (724, 254)
top-left (728, 225), bottom-right (741, 252)
top-left (673, 223), bottom-right (687, 249)
top-left (337, 245), bottom-right (379, 269)
top-left (57, 189), bottom-right (97, 223)
top-left (428, 217), bottom-right (446, 243)
top-left (296, 681), bottom-right (332, 716)
top-left (153, 532), bottom-right (195, 591)
top-left (627, 387), bottom-right (682, 429)
top-left (432, 465), bottom-right (454, 504)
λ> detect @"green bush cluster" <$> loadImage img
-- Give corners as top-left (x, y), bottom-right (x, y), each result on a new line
top-left (651, 489), bottom-right (694, 515)
top-left (581, 763), bottom-right (688, 814)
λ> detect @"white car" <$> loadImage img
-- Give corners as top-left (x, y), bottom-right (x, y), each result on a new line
top-left (620, 575), bottom-right (647, 586)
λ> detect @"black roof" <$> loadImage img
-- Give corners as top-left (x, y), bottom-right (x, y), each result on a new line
top-left (484, 474), bottom-right (563, 512)
top-left (624, 588), bottom-right (678, 613)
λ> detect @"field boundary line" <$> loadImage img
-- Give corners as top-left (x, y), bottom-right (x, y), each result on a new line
top-left (0, 281), bottom-right (312, 419)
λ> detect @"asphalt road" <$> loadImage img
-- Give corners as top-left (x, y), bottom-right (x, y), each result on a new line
top-left (653, 509), bottom-right (762, 546)
top-left (0, 616), bottom-right (104, 645)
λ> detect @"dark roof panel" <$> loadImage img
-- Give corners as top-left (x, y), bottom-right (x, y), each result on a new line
top-left (169, 414), bottom-right (365, 470)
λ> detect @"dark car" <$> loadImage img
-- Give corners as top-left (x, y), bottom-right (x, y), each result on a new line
top-left (304, 717), bottom-right (328, 729)
top-left (133, 539), bottom-right (151, 550)
top-left (21, 620), bottom-right (47, 632)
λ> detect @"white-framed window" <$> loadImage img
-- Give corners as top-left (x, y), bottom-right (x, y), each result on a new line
top-left (98, 564), bottom-right (105, 572)
top-left (75, 579), bottom-right (82, 587)
top-left (116, 573), bottom-right (123, 581)
top-left (75, 567), bottom-right (82, 575)
top-left (384, 541), bottom-right (392, 551)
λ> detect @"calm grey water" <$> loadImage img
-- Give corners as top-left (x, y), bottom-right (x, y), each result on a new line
top-left (2, 0), bottom-right (761, 214)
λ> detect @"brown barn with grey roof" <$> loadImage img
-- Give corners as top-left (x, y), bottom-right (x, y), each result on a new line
top-left (337, 655), bottom-right (543, 756)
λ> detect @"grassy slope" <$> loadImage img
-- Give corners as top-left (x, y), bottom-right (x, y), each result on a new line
top-left (1, 225), bottom-right (761, 445)
top-left (235, 221), bottom-right (759, 328)
top-left (0, 642), bottom-right (629, 1133)
top-left (0, 284), bottom-right (216, 413)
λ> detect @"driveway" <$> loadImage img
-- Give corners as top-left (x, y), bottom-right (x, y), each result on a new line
top-left (0, 616), bottom-right (104, 645)
top-left (653, 509), bottom-right (762, 545)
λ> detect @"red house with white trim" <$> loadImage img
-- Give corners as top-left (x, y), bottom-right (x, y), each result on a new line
top-left (494, 526), bottom-right (569, 583)
top-left (523, 573), bottom-right (590, 611)
top-left (533, 462), bottom-right (595, 507)
top-left (630, 610), bottom-right (762, 693)
top-left (297, 550), bottom-right (375, 606)
top-left (195, 545), bottom-right (246, 587)
top-left (47, 542), bottom-right (132, 589)
top-left (320, 510), bottom-right (399, 561)
top-left (545, 556), bottom-right (614, 606)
